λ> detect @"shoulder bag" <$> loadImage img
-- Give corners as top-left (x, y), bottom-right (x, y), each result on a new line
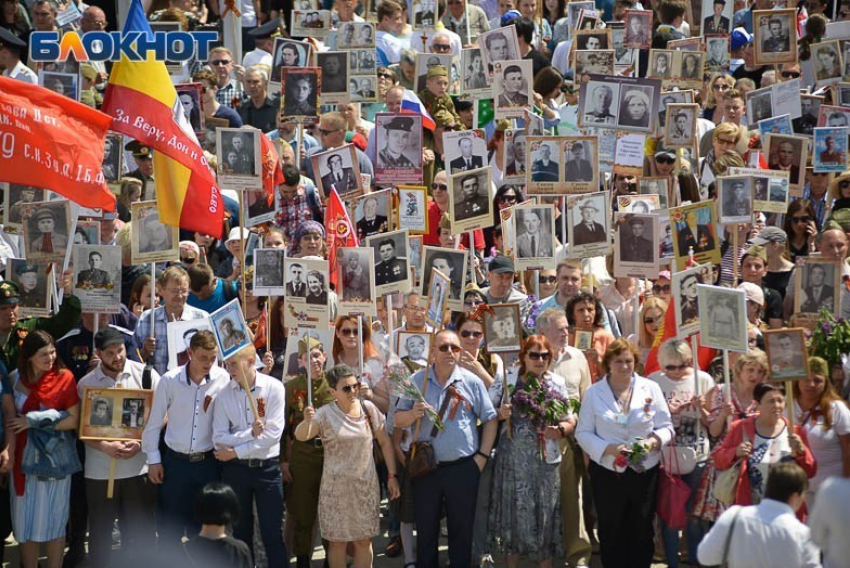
top-left (657, 443), bottom-right (692, 530)
top-left (712, 427), bottom-right (749, 505)
top-left (361, 400), bottom-right (384, 466)
top-left (661, 443), bottom-right (697, 475)
top-left (408, 380), bottom-right (455, 480)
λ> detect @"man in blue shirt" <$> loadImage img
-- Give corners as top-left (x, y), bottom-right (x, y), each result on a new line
top-left (395, 329), bottom-right (497, 568)
top-left (186, 263), bottom-right (239, 313)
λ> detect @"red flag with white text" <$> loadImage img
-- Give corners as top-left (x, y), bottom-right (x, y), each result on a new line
top-left (324, 188), bottom-right (359, 288)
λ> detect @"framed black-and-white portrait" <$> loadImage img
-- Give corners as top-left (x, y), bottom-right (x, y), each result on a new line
top-left (419, 246), bottom-right (467, 311)
top-left (216, 128), bottom-right (262, 190)
top-left (411, 0), bottom-right (438, 31)
top-left (664, 103), bottom-right (698, 149)
top-left (166, 319), bottom-right (213, 369)
top-left (375, 113), bottom-right (423, 184)
top-left (271, 38), bottom-right (313, 83)
top-left (366, 229), bottom-right (411, 296)
top-left (812, 40), bottom-right (843, 85)
top-left (349, 75), bottom-right (378, 103)
top-left (448, 166), bottom-right (492, 233)
top-left (581, 80), bottom-right (619, 127)
top-left (529, 138), bottom-right (561, 190)
top-left (718, 177), bottom-right (753, 224)
top-left (697, 284), bottom-right (748, 352)
top-left (616, 84), bottom-right (655, 131)
top-left (80, 388), bottom-right (153, 442)
top-left (336, 22), bottom-right (376, 49)
top-left (567, 191), bottom-right (610, 259)
top-left (513, 204), bottom-right (556, 271)
top-left (130, 201), bottom-right (179, 264)
top-left (479, 27), bottom-right (520, 79)
top-left (657, 91), bottom-right (693, 133)
top-left (336, 246), bottom-right (376, 316)
top-left (492, 60), bottom-right (533, 120)
top-left (281, 68), bottom-right (321, 119)
top-left (746, 87), bottom-right (774, 124)
top-left (349, 48), bottom-right (377, 74)
top-left (754, 9), bottom-right (798, 65)
top-left (101, 134), bottom-right (123, 184)
top-left (794, 257), bottom-right (840, 316)
top-left (672, 262), bottom-right (712, 339)
top-left (2, 184), bottom-right (45, 231)
top-left (396, 185), bottom-right (428, 235)
top-left (817, 104), bottom-right (850, 129)
top-left (764, 133), bottom-right (808, 192)
top-left (283, 257), bottom-right (331, 330)
top-left (617, 195), bottom-right (660, 213)
top-left (244, 190), bottom-right (277, 228)
top-left (396, 331), bottom-right (432, 366)
top-left (317, 51), bottom-right (350, 105)
top-left (353, 188), bottom-right (392, 241)
top-left (574, 29), bottom-right (611, 51)
top-left (312, 144), bottom-right (363, 198)
top-left (764, 328), bottom-right (810, 381)
top-left (753, 171), bottom-right (790, 213)
top-left (461, 48), bottom-right (490, 97)
top-left (639, 177), bottom-right (669, 208)
top-left (211, 300), bottom-right (252, 359)
top-left (443, 130), bottom-right (487, 175)
top-left (22, 199), bottom-right (71, 263)
top-left (672, 51), bottom-right (705, 87)
top-left (291, 9), bottom-right (332, 39)
top-left (175, 83), bottom-right (204, 134)
top-left (562, 137), bottom-right (598, 192)
top-left (575, 50), bottom-right (615, 77)
top-left (702, 0), bottom-right (733, 34)
top-left (38, 70), bottom-right (79, 101)
top-left (253, 248), bottom-right (286, 296)
top-left (649, 50), bottom-right (673, 79)
top-left (73, 245), bottom-right (121, 314)
top-left (623, 9), bottom-right (653, 50)
top-left (483, 303), bottom-right (522, 353)
top-left (705, 34), bottom-right (730, 71)
top-left (568, 1), bottom-right (595, 32)
top-left (611, 23), bottom-right (637, 69)
top-left (615, 213), bottom-right (659, 279)
top-left (425, 267), bottom-right (450, 328)
top-left (502, 129), bottom-right (527, 183)
top-left (414, 52), bottom-right (453, 93)
top-left (6, 259), bottom-right (50, 317)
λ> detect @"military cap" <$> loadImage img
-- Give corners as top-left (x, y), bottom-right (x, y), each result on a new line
top-left (298, 336), bottom-right (324, 356)
top-left (741, 245), bottom-right (767, 264)
top-left (0, 28), bottom-right (26, 50)
top-left (125, 140), bottom-right (153, 159)
top-left (384, 116), bottom-right (414, 132)
top-left (80, 64), bottom-right (98, 82)
top-left (627, 217), bottom-right (646, 226)
top-left (0, 281), bottom-right (20, 305)
top-left (426, 65), bottom-right (449, 79)
top-left (14, 263), bottom-right (37, 276)
top-left (35, 207), bottom-right (56, 222)
top-left (451, 96), bottom-right (473, 112)
top-left (248, 18), bottom-right (285, 39)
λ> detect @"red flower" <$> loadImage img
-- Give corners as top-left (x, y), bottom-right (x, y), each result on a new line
top-left (614, 454), bottom-right (628, 469)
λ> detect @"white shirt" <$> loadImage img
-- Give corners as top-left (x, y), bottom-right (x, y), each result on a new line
top-left (3, 60), bottom-right (37, 84)
top-left (809, 477), bottom-right (850, 568)
top-left (551, 346), bottom-right (591, 401)
top-left (376, 30), bottom-right (404, 64)
top-left (242, 48), bottom-right (273, 69)
top-left (78, 360), bottom-right (161, 480)
top-left (575, 374), bottom-right (674, 472)
top-left (697, 501), bottom-right (821, 568)
top-left (142, 364), bottom-right (231, 464)
top-left (212, 372), bottom-right (285, 460)
top-left (794, 399), bottom-right (850, 497)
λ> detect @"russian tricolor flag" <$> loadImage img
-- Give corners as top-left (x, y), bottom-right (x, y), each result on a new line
top-left (401, 89), bottom-right (436, 131)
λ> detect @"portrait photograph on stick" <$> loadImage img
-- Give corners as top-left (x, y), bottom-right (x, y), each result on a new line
top-left (396, 331), bottom-right (432, 368)
top-left (375, 114), bottom-right (423, 183)
top-left (210, 300), bottom-right (252, 359)
top-left (80, 388), bottom-right (154, 442)
top-left (253, 248), bottom-right (286, 296)
top-left (396, 185), bottom-right (428, 235)
top-left (512, 204), bottom-right (557, 271)
top-left (290, 9), bottom-right (332, 39)
top-left (562, 137), bottom-right (598, 193)
top-left (336, 246), bottom-right (377, 316)
top-left (614, 213), bottom-right (659, 279)
top-left (483, 303), bottom-right (522, 353)
top-left (270, 38), bottom-right (313, 83)
top-left (672, 262), bottom-right (712, 339)
top-left (448, 166), bottom-right (492, 234)
top-left (283, 257), bottom-right (332, 329)
top-left (353, 188), bottom-right (393, 241)
top-left (22, 200), bottom-right (71, 263)
top-left (216, 128), bottom-right (263, 190)
top-left (419, 246), bottom-right (467, 311)
top-left (366, 229), bottom-right (411, 296)
top-left (718, 176), bottom-right (753, 224)
top-left (312, 144), bottom-right (363, 199)
top-left (6, 259), bottom-right (50, 316)
top-left (425, 268), bottom-right (450, 329)
top-left (443, 130), bottom-right (487, 175)
top-left (794, 257), bottom-right (840, 317)
top-left (2, 184), bottom-right (45, 231)
top-left (764, 328), bottom-right (810, 381)
top-left (167, 319), bottom-right (213, 369)
top-left (567, 191), bottom-right (610, 259)
top-left (316, 51), bottom-right (350, 105)
top-left (493, 60), bottom-right (533, 120)
top-left (623, 9), bottom-right (653, 49)
top-left (130, 201), bottom-right (179, 265)
top-left (754, 9), bottom-right (798, 65)
top-left (697, 284), bottom-right (748, 352)
top-left (764, 133), bottom-right (808, 192)
top-left (502, 129), bottom-right (527, 183)
top-left (73, 245), bottom-right (121, 314)
top-left (479, 26), bottom-right (520, 79)
top-left (281, 68), bottom-right (321, 119)
top-left (664, 104), bottom-right (698, 149)
top-left (527, 137), bottom-right (562, 194)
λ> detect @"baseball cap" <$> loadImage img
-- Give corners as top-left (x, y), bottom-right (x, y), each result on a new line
top-left (95, 327), bottom-right (126, 350)
top-left (737, 282), bottom-right (764, 306)
top-left (750, 227), bottom-right (787, 246)
top-left (487, 255), bottom-right (515, 274)
top-left (731, 29), bottom-right (753, 52)
top-left (501, 9), bottom-right (522, 26)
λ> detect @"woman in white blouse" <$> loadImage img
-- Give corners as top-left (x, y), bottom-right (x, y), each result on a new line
top-left (576, 338), bottom-right (673, 568)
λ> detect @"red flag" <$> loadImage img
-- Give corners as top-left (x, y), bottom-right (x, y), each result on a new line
top-left (0, 76), bottom-right (116, 211)
top-left (261, 134), bottom-right (285, 207)
top-left (324, 188), bottom-right (359, 288)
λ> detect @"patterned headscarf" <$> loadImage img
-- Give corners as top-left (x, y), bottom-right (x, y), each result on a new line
top-left (289, 221), bottom-right (325, 256)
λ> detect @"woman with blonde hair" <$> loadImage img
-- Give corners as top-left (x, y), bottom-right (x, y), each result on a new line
top-left (704, 73), bottom-right (736, 123)
top-left (693, 348), bottom-right (769, 523)
top-left (636, 297), bottom-right (667, 364)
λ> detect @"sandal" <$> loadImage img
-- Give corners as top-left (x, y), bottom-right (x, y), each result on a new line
top-left (385, 536), bottom-right (403, 558)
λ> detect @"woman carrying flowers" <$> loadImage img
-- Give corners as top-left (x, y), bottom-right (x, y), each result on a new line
top-left (488, 335), bottom-right (577, 567)
top-left (575, 338), bottom-right (674, 568)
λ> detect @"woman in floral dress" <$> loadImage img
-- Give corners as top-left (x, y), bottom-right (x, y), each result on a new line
top-left (692, 349), bottom-right (767, 522)
top-left (489, 335), bottom-right (576, 567)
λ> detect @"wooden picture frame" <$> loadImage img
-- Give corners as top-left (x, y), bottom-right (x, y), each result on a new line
top-left (79, 387), bottom-right (153, 441)
top-left (483, 303), bottom-right (522, 353)
top-left (763, 328), bottom-right (810, 382)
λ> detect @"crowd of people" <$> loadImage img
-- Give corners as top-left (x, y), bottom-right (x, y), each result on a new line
top-left (2, 0), bottom-right (850, 567)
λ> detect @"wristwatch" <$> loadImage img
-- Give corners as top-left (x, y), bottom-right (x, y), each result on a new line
top-left (476, 450), bottom-right (490, 460)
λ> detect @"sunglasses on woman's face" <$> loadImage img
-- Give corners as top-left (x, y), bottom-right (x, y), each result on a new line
top-left (539, 275), bottom-right (557, 284)
top-left (781, 71), bottom-right (800, 79)
top-left (460, 330), bottom-right (483, 339)
top-left (339, 328), bottom-right (359, 336)
top-left (665, 364), bottom-right (688, 372)
top-left (653, 284), bottom-right (671, 294)
top-left (431, 183), bottom-right (448, 191)
top-left (499, 194), bottom-right (517, 203)
top-left (180, 257), bottom-right (196, 264)
top-left (528, 351), bottom-right (551, 361)
top-left (339, 382), bottom-right (361, 393)
top-left (655, 156), bottom-right (675, 165)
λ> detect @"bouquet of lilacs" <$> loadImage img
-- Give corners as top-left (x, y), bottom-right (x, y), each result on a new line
top-left (384, 356), bottom-right (444, 431)
top-left (510, 372), bottom-right (580, 460)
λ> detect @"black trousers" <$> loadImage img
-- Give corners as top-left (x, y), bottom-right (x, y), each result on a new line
top-left (588, 461), bottom-right (659, 568)
top-left (86, 475), bottom-right (157, 568)
top-left (412, 456), bottom-right (480, 568)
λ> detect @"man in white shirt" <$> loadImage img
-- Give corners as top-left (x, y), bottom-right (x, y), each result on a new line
top-left (376, 0), bottom-right (405, 64)
top-left (809, 476), bottom-right (850, 568)
top-left (242, 18), bottom-right (281, 69)
top-left (697, 462), bottom-right (822, 568)
top-left (213, 344), bottom-right (287, 565)
top-left (78, 328), bottom-right (161, 568)
top-left (141, 330), bottom-right (230, 549)
top-left (0, 28), bottom-right (37, 84)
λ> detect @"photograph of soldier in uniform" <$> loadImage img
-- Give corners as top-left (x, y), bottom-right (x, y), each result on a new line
top-left (355, 192), bottom-right (391, 241)
top-left (814, 128), bottom-right (848, 172)
top-left (449, 168), bottom-right (491, 231)
top-left (39, 71), bottom-right (79, 100)
top-left (618, 216), bottom-right (656, 263)
top-left (317, 52), bottom-right (349, 101)
top-left (748, 90), bottom-right (773, 124)
top-left (666, 108), bottom-right (695, 146)
top-left (754, 9), bottom-right (797, 65)
top-left (7, 260), bottom-right (49, 313)
top-left (421, 247), bottom-right (466, 308)
top-left (375, 115), bottom-right (421, 176)
top-left (719, 177), bottom-right (753, 223)
top-left (76, 250), bottom-right (111, 288)
top-left (531, 141), bottom-right (560, 183)
top-left (581, 82), bottom-right (618, 126)
top-left (338, 247), bottom-right (373, 303)
top-left (623, 10), bottom-right (652, 49)
top-left (483, 303), bottom-right (522, 353)
top-left (706, 36), bottom-right (729, 69)
top-left (24, 202), bottom-right (69, 262)
top-left (764, 329), bottom-right (808, 381)
top-left (253, 248), bottom-right (285, 294)
top-left (368, 230), bottom-right (410, 290)
top-left (218, 129), bottom-right (258, 176)
top-left (760, 16), bottom-right (789, 53)
top-left (564, 140), bottom-right (594, 182)
top-left (703, 0), bottom-right (731, 33)
top-left (314, 145), bottom-right (362, 197)
top-left (282, 70), bottom-right (320, 117)
top-left (448, 136), bottom-right (484, 173)
top-left (797, 260), bottom-right (838, 314)
top-left (494, 62), bottom-right (531, 113)
top-left (4, 185), bottom-right (44, 227)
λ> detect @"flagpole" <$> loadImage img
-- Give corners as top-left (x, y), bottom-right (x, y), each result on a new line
top-left (238, 190), bottom-right (247, 310)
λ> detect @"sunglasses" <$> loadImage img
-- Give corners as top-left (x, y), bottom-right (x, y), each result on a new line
top-left (211, 60), bottom-right (232, 66)
top-left (644, 316), bottom-right (662, 324)
top-left (840, 180), bottom-right (850, 190)
top-left (781, 71), bottom-right (800, 78)
top-left (432, 44), bottom-right (453, 52)
top-left (460, 330), bottom-right (483, 338)
top-left (339, 328), bottom-right (359, 336)
top-left (791, 216), bottom-right (812, 223)
top-left (499, 194), bottom-right (518, 203)
top-left (377, 72), bottom-right (394, 79)
top-left (431, 183), bottom-right (448, 191)
top-left (180, 257), bottom-right (196, 264)
top-left (339, 382), bottom-right (362, 393)
top-left (655, 156), bottom-right (675, 164)
top-left (438, 343), bottom-right (462, 353)
top-left (653, 284), bottom-right (671, 294)
top-left (539, 275), bottom-right (557, 284)
top-left (665, 364), bottom-right (688, 372)
top-left (528, 351), bottom-right (551, 361)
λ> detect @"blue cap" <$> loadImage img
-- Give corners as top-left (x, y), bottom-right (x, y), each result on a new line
top-left (501, 9), bottom-right (522, 26)
top-left (731, 29), bottom-right (753, 52)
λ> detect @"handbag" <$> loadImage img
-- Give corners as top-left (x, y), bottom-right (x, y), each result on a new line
top-left (407, 379), bottom-right (455, 480)
top-left (661, 444), bottom-right (697, 475)
top-left (657, 447), bottom-right (692, 530)
top-left (361, 401), bottom-right (385, 467)
top-left (712, 428), bottom-right (749, 505)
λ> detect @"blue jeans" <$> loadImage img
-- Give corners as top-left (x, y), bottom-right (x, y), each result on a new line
top-left (659, 462), bottom-right (707, 567)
